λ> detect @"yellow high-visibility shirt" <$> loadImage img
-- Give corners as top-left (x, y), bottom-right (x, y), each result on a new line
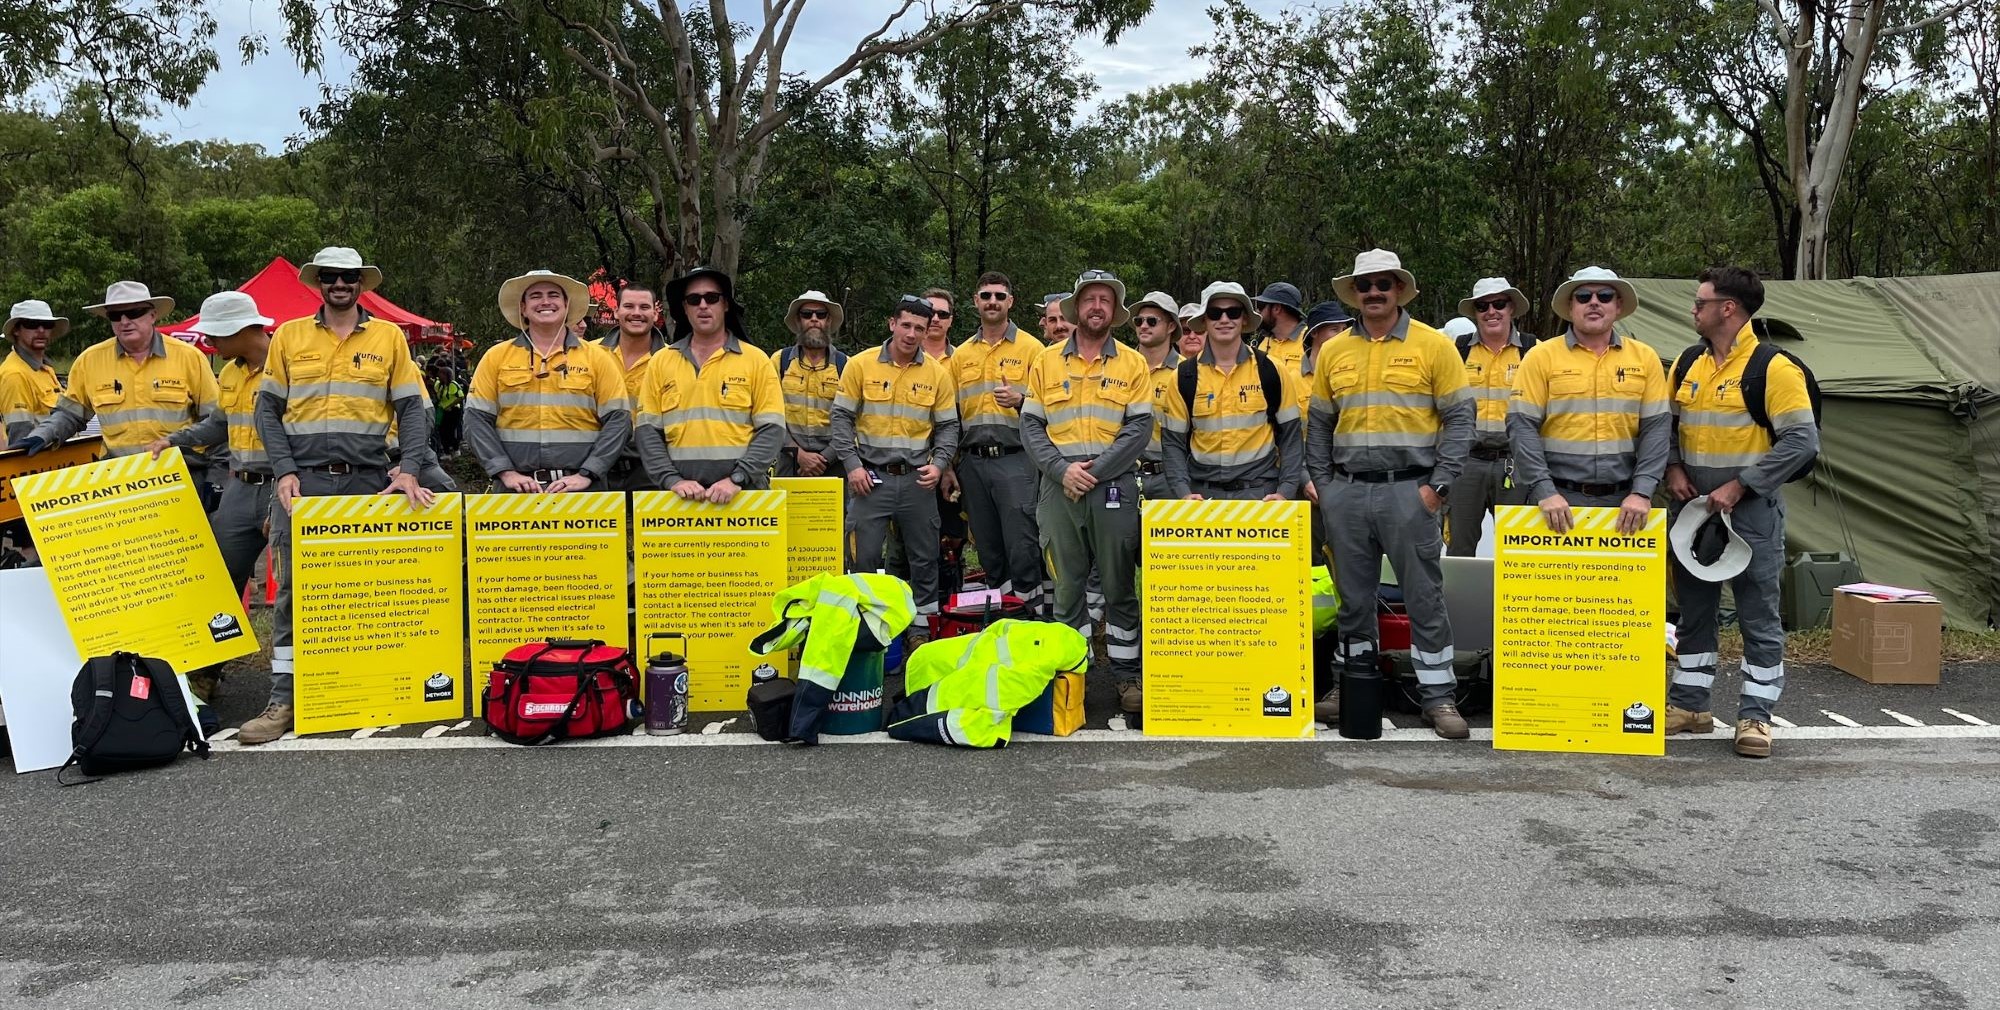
top-left (1261, 326), bottom-right (1310, 413)
top-left (262, 310), bottom-right (426, 461)
top-left (0, 349), bottom-right (61, 440)
top-left (55, 334), bottom-right (218, 453)
top-left (1461, 333), bottom-right (1532, 444)
top-left (215, 359), bottom-right (267, 468)
top-left (599, 333), bottom-right (665, 402)
top-left (1020, 336), bottom-right (1153, 459)
top-left (1161, 345), bottom-right (1303, 468)
top-left (465, 334), bottom-right (629, 474)
top-left (1507, 331), bottom-right (1672, 497)
top-left (636, 335), bottom-right (786, 467)
top-left (1143, 350), bottom-right (1181, 460)
top-left (1307, 314), bottom-right (1471, 474)
top-left (831, 344), bottom-right (958, 469)
top-left (777, 347), bottom-right (844, 452)
top-left (1674, 325), bottom-right (1815, 471)
top-left (953, 324), bottom-right (1044, 449)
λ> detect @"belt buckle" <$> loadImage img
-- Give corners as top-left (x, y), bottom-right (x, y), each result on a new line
top-left (326, 462), bottom-right (352, 475)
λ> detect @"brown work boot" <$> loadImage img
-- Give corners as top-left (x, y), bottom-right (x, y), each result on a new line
top-left (905, 621), bottom-right (932, 651)
top-left (1423, 703), bottom-right (1470, 740)
top-left (237, 703), bottom-right (294, 746)
top-left (185, 669), bottom-right (221, 704)
top-left (1117, 678), bottom-right (1144, 714)
top-left (1665, 706), bottom-right (1714, 735)
top-left (1313, 689), bottom-right (1340, 725)
top-left (1734, 718), bottom-right (1772, 758)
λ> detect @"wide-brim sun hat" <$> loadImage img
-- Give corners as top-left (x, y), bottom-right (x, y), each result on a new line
top-left (1125, 291), bottom-right (1182, 329)
top-left (1059, 270), bottom-right (1131, 327)
top-left (1188, 281), bottom-right (1262, 335)
top-left (1552, 266), bottom-right (1639, 322)
top-left (4, 299), bottom-right (69, 340)
top-left (1670, 495), bottom-right (1754, 582)
top-left (1302, 300), bottom-right (1351, 338)
top-left (1332, 248), bottom-right (1419, 307)
top-left (1458, 277), bottom-right (1529, 320)
top-left (664, 265), bottom-right (747, 342)
top-left (83, 280), bottom-right (175, 319)
top-left (785, 290), bottom-right (845, 336)
top-left (497, 270), bottom-right (591, 329)
top-left (1250, 281), bottom-right (1304, 316)
top-left (298, 246), bottom-right (384, 292)
top-left (187, 291), bottom-right (274, 338)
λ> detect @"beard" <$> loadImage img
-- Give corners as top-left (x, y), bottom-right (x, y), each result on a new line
top-left (800, 327), bottom-right (828, 349)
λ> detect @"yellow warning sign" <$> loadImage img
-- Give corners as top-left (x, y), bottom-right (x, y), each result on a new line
top-left (0, 436), bottom-right (107, 522)
top-left (1492, 504), bottom-right (1666, 755)
top-left (1141, 497), bottom-right (1313, 738)
top-left (632, 489), bottom-right (788, 711)
top-left (290, 493), bottom-right (465, 734)
top-left (465, 492), bottom-right (629, 709)
top-left (771, 477), bottom-right (844, 586)
top-left (12, 448), bottom-right (257, 671)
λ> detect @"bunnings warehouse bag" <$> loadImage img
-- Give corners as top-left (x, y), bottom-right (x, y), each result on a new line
top-left (484, 640), bottom-right (638, 745)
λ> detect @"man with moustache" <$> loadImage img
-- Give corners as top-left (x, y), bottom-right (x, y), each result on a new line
top-left (636, 267), bottom-right (785, 502)
top-left (950, 271), bottom-right (1045, 609)
top-left (599, 284), bottom-right (668, 492)
top-left (1163, 281), bottom-right (1304, 502)
top-left (775, 290), bottom-right (848, 479)
top-left (1021, 270), bottom-right (1153, 718)
top-left (0, 299), bottom-right (67, 565)
top-left (1306, 249), bottom-right (1475, 739)
top-left (1449, 278), bottom-right (1538, 555)
top-left (1040, 293), bottom-right (1073, 347)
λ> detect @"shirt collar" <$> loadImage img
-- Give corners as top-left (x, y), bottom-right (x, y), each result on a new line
top-left (670, 333), bottom-right (742, 366)
top-left (315, 306), bottom-right (375, 328)
top-left (878, 341), bottom-right (926, 365)
top-left (118, 332), bottom-right (168, 360)
top-left (1465, 328), bottom-right (1533, 351)
top-left (601, 331), bottom-right (666, 354)
top-left (1061, 334), bottom-right (1121, 359)
top-left (1151, 349), bottom-right (1181, 371)
top-left (1357, 311), bottom-right (1413, 342)
top-left (1198, 341), bottom-right (1253, 367)
top-left (10, 347), bottom-right (52, 371)
top-left (1562, 328), bottom-right (1624, 350)
top-left (513, 331), bottom-right (581, 352)
top-left (1267, 321), bottom-right (1305, 343)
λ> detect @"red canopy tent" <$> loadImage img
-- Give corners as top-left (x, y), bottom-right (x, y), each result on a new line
top-left (161, 256), bottom-right (459, 353)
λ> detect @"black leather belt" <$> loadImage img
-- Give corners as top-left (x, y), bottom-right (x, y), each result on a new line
top-left (531, 469), bottom-right (573, 483)
top-left (1469, 446), bottom-right (1509, 461)
top-left (299, 462), bottom-right (360, 475)
top-left (1135, 460), bottom-right (1165, 476)
top-left (1335, 465), bottom-right (1429, 484)
top-left (235, 471), bottom-right (272, 485)
top-left (965, 445), bottom-right (1023, 458)
top-left (1199, 477), bottom-right (1264, 493)
top-left (1555, 479), bottom-right (1625, 497)
top-left (879, 463), bottom-right (915, 476)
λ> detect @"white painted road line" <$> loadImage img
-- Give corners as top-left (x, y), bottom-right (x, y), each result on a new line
top-left (352, 727), bottom-right (382, 739)
top-left (1943, 708), bottom-right (1990, 726)
top-left (209, 728), bottom-right (238, 742)
top-left (1823, 710), bottom-right (1863, 728)
top-left (1880, 708), bottom-right (1926, 727)
top-left (203, 722), bottom-right (2000, 753)
top-left (420, 725), bottom-right (450, 739)
top-left (1770, 716), bottom-right (1796, 728)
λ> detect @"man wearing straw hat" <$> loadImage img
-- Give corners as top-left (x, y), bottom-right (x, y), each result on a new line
top-left (464, 270), bottom-right (630, 493)
top-left (1022, 269), bottom-right (1154, 717)
top-left (11, 281), bottom-right (217, 458)
top-left (146, 291), bottom-right (277, 701)
top-left (1162, 281), bottom-right (1304, 502)
top-left (1446, 278), bottom-right (1538, 555)
top-left (774, 289), bottom-right (848, 479)
top-left (1306, 249), bottom-right (1475, 739)
top-left (243, 246), bottom-right (438, 745)
top-left (1506, 267), bottom-right (1669, 537)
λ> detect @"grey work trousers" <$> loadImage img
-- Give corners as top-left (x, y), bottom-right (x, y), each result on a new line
top-left (268, 467), bottom-right (389, 704)
top-left (212, 475), bottom-right (275, 599)
top-left (847, 470), bottom-right (942, 615)
top-left (1446, 454), bottom-right (1529, 556)
top-left (958, 450), bottom-right (1044, 609)
top-left (1320, 476), bottom-right (1457, 708)
top-left (1670, 493), bottom-right (1787, 723)
top-left (1038, 470), bottom-right (1141, 682)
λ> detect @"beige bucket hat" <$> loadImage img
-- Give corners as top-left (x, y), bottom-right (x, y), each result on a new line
top-left (186, 291), bottom-right (274, 337)
top-left (1125, 291), bottom-right (1182, 329)
top-left (785, 290), bottom-right (845, 336)
top-left (299, 246), bottom-right (384, 292)
top-left (1059, 269), bottom-right (1131, 328)
top-left (1458, 277), bottom-right (1529, 319)
top-left (1552, 266), bottom-right (1639, 322)
top-left (4, 300), bottom-right (69, 340)
top-left (498, 269), bottom-right (591, 328)
top-left (1332, 248), bottom-right (1419, 307)
top-left (84, 281), bottom-right (174, 318)
top-left (1187, 281), bottom-right (1262, 335)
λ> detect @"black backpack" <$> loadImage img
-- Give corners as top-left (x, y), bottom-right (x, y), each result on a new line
top-left (62, 652), bottom-right (209, 784)
top-left (1177, 350), bottom-right (1284, 428)
top-left (1670, 329), bottom-right (1824, 482)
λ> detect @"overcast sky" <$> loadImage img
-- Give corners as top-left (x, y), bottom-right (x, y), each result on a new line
top-left (139, 0), bottom-right (1250, 151)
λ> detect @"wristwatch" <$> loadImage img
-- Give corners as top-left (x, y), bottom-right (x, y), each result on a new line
top-left (1429, 482), bottom-right (1451, 499)
top-left (577, 468), bottom-right (599, 483)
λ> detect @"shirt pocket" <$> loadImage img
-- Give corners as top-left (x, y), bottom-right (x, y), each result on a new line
top-left (557, 367), bottom-right (595, 394)
top-left (1191, 389), bottom-right (1221, 419)
top-left (90, 382), bottom-right (127, 410)
top-left (717, 374), bottom-right (754, 410)
top-left (149, 383), bottom-right (190, 408)
top-left (1383, 364), bottom-right (1427, 392)
top-left (288, 355), bottom-right (328, 384)
top-left (349, 358), bottom-right (390, 385)
top-left (861, 379), bottom-right (895, 405)
top-left (498, 367), bottom-right (535, 393)
top-left (1549, 372), bottom-right (1591, 398)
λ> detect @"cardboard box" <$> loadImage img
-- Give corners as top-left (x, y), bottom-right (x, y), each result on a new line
top-left (1831, 591), bottom-right (1942, 685)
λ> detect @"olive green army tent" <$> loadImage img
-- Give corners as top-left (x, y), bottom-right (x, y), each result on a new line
top-left (1622, 275), bottom-right (2000, 629)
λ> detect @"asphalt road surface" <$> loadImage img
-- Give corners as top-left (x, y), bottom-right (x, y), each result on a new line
top-left (5, 720), bottom-right (1998, 1008)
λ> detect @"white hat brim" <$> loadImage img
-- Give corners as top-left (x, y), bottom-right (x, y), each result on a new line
top-left (1188, 287), bottom-right (1261, 336)
top-left (4, 316), bottom-right (70, 341)
top-left (84, 296), bottom-right (175, 319)
top-left (499, 272), bottom-right (592, 329)
top-left (1458, 287), bottom-right (1529, 319)
top-left (785, 294), bottom-right (844, 336)
top-left (1062, 277), bottom-right (1131, 328)
top-left (1333, 269), bottom-right (1419, 308)
top-left (1553, 277), bottom-right (1638, 322)
top-left (1669, 496), bottom-right (1754, 582)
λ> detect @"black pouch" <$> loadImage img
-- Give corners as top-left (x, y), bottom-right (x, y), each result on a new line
top-left (746, 678), bottom-right (798, 742)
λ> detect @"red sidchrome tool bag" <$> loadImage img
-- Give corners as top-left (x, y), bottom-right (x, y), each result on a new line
top-left (484, 639), bottom-right (639, 745)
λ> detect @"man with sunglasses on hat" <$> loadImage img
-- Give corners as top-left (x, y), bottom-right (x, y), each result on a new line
top-left (1308, 249), bottom-right (1475, 739)
top-left (1128, 291), bottom-right (1183, 498)
top-left (950, 272), bottom-right (1047, 610)
top-left (599, 283), bottom-right (668, 492)
top-left (774, 290), bottom-right (847, 479)
top-left (1448, 278), bottom-right (1539, 555)
top-left (637, 266), bottom-right (785, 503)
top-left (465, 270), bottom-right (631, 493)
top-left (12, 282), bottom-right (218, 459)
top-left (1664, 265), bottom-right (1816, 758)
top-left (1507, 267), bottom-right (1669, 538)
top-left (830, 295), bottom-right (961, 639)
top-left (244, 247), bottom-right (438, 745)
top-left (1163, 282), bottom-right (1304, 503)
top-left (1022, 269), bottom-right (1155, 717)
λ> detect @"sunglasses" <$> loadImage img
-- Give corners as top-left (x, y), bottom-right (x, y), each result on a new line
top-left (1572, 288), bottom-right (1619, 305)
top-left (320, 269), bottom-right (364, 286)
top-left (1205, 305), bottom-right (1247, 321)
top-left (1352, 277), bottom-right (1400, 294)
top-left (14, 320), bottom-right (55, 331)
top-left (931, 309), bottom-right (953, 320)
top-left (976, 291), bottom-right (1009, 301)
top-left (1472, 298), bottom-right (1512, 313)
top-left (797, 308), bottom-right (829, 320)
top-left (1077, 269), bottom-right (1118, 282)
top-left (1133, 315), bottom-right (1170, 327)
top-left (104, 307), bottom-right (154, 322)
top-left (683, 291), bottom-right (725, 306)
